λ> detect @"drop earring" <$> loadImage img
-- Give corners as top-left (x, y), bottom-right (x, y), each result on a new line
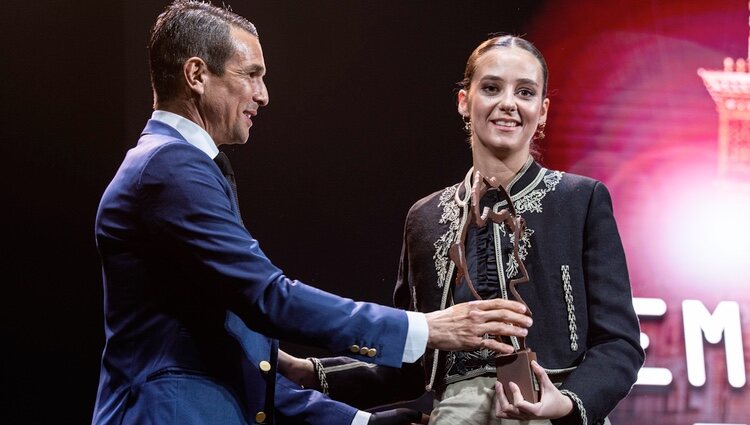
top-left (534, 122), bottom-right (546, 140)
top-left (462, 115), bottom-right (472, 134)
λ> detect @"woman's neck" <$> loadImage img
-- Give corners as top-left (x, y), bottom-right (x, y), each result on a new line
top-left (472, 152), bottom-right (530, 188)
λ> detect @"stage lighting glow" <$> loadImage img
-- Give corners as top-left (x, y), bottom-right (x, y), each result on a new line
top-left (657, 178), bottom-right (750, 288)
top-left (528, 0), bottom-right (750, 422)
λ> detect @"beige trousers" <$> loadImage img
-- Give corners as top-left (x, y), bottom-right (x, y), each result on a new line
top-left (429, 376), bottom-right (610, 425)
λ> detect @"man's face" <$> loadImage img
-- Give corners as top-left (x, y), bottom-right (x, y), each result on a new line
top-left (201, 28), bottom-right (269, 146)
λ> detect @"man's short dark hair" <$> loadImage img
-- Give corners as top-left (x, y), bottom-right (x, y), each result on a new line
top-left (149, 0), bottom-right (258, 102)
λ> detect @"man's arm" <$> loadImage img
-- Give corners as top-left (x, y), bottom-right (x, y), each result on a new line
top-left (142, 143), bottom-right (530, 366)
top-left (276, 292), bottom-right (534, 410)
top-left (275, 372), bottom-right (359, 424)
top-left (279, 351), bottom-right (426, 411)
top-left (276, 370), bottom-right (425, 425)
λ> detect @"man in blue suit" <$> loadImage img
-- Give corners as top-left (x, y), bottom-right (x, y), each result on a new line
top-left (91, 1), bottom-right (532, 424)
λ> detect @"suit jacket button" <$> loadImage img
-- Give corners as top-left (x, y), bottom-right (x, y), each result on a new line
top-left (259, 360), bottom-right (271, 373)
top-left (255, 411), bottom-right (266, 423)
top-left (350, 344), bottom-right (360, 353)
top-left (367, 348), bottom-right (377, 357)
top-left (359, 346), bottom-right (369, 355)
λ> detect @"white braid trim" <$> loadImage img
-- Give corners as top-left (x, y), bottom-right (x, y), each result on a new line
top-left (559, 389), bottom-right (587, 425)
top-left (561, 265), bottom-right (579, 351)
top-left (307, 357), bottom-right (329, 395)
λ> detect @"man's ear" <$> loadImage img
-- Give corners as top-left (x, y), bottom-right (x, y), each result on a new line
top-left (184, 57), bottom-right (209, 95)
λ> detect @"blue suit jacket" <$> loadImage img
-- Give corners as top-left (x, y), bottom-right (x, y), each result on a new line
top-left (92, 119), bottom-right (409, 424)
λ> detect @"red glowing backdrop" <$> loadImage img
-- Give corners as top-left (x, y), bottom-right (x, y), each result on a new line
top-left (529, 1), bottom-right (750, 423)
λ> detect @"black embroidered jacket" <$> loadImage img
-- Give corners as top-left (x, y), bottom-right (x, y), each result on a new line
top-left (320, 159), bottom-right (644, 425)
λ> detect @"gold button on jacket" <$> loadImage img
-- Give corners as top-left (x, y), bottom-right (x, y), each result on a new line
top-left (255, 411), bottom-right (266, 423)
top-left (259, 360), bottom-right (271, 373)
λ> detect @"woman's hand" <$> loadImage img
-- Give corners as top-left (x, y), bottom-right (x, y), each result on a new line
top-left (494, 360), bottom-right (574, 421)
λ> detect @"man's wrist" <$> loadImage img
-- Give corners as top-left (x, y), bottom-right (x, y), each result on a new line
top-left (402, 311), bottom-right (428, 363)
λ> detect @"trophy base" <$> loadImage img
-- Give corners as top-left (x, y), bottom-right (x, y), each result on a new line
top-left (495, 349), bottom-right (540, 403)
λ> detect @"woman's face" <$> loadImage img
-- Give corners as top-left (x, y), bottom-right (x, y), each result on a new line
top-left (458, 46), bottom-right (549, 160)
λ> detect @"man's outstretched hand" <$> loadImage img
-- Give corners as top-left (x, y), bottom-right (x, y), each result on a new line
top-left (425, 298), bottom-right (531, 353)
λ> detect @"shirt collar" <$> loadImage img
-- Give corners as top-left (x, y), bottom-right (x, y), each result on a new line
top-left (151, 110), bottom-right (220, 159)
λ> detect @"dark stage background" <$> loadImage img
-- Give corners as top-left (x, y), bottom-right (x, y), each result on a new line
top-left (3, 1), bottom-right (748, 424)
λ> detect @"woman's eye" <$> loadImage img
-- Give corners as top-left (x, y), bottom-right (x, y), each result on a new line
top-left (482, 85), bottom-right (499, 94)
top-left (518, 88), bottom-right (535, 97)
